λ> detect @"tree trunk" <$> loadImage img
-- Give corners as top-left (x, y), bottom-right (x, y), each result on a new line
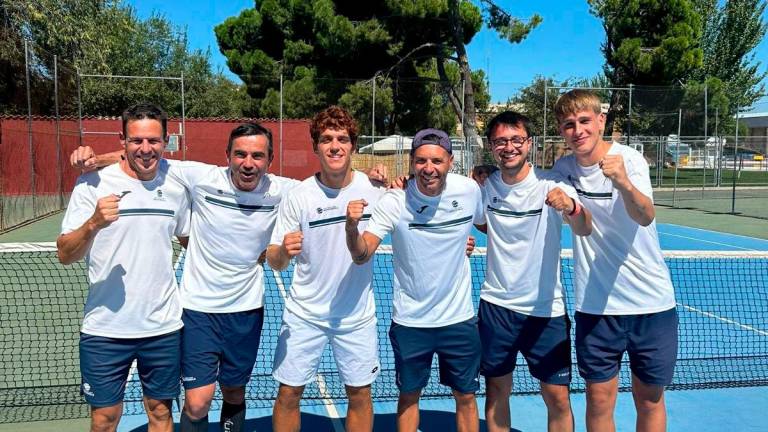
top-left (445, 0), bottom-right (478, 141)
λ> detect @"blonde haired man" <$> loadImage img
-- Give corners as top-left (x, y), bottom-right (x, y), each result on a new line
top-left (553, 90), bottom-right (677, 432)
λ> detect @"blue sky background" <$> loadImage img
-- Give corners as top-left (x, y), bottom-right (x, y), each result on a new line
top-left (128, 0), bottom-right (767, 111)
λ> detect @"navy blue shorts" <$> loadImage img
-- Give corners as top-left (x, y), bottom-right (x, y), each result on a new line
top-left (478, 300), bottom-right (571, 384)
top-left (181, 308), bottom-right (264, 389)
top-left (575, 308), bottom-right (678, 386)
top-left (79, 330), bottom-right (181, 408)
top-left (389, 317), bottom-right (481, 394)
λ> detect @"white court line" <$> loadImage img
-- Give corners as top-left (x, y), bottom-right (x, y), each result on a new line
top-left (659, 232), bottom-right (757, 251)
top-left (677, 302), bottom-right (768, 337)
top-left (663, 223), bottom-right (768, 244)
top-left (271, 267), bottom-right (345, 432)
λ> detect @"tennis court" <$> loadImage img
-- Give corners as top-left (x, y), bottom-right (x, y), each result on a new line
top-left (1, 221), bottom-right (766, 431)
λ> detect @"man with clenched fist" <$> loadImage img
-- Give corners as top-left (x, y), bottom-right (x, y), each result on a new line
top-left (553, 89), bottom-right (677, 432)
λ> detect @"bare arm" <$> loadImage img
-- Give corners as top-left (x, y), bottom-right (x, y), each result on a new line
top-left (345, 199), bottom-right (382, 264)
top-left (71, 146), bottom-right (122, 172)
top-left (545, 187), bottom-right (592, 236)
top-left (57, 194), bottom-right (120, 264)
top-left (266, 231), bottom-right (303, 271)
top-left (600, 155), bottom-right (655, 226)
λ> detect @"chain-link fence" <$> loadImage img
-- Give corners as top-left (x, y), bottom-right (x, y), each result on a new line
top-left (0, 40), bottom-right (80, 232)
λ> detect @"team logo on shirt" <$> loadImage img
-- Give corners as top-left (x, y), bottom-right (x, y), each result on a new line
top-left (449, 200), bottom-right (463, 212)
top-left (153, 189), bottom-right (165, 201)
top-left (415, 205), bottom-right (428, 214)
top-left (217, 189), bottom-right (239, 198)
top-left (316, 206), bottom-right (338, 214)
top-left (492, 197), bottom-right (499, 203)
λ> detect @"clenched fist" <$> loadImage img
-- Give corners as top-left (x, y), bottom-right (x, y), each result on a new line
top-left (281, 231), bottom-right (303, 258)
top-left (90, 194), bottom-right (121, 228)
top-left (346, 199), bottom-right (369, 230)
top-left (545, 187), bottom-right (575, 214)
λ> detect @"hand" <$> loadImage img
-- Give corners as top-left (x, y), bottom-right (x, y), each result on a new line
top-left (71, 146), bottom-right (98, 172)
top-left (599, 155), bottom-right (631, 190)
top-left (257, 249), bottom-right (267, 265)
top-left (389, 175), bottom-right (408, 190)
top-left (89, 194), bottom-right (120, 229)
top-left (545, 187), bottom-right (575, 214)
top-left (465, 235), bottom-right (476, 256)
top-left (366, 164), bottom-right (389, 185)
top-left (281, 231), bottom-right (303, 258)
top-left (346, 199), bottom-right (369, 230)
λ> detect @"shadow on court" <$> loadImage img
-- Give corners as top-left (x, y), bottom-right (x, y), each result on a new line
top-left (124, 409), bottom-right (521, 431)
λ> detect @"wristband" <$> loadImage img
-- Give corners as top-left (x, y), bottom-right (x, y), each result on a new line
top-left (568, 197), bottom-right (582, 216)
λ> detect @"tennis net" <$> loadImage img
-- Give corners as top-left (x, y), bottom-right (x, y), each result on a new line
top-left (0, 243), bottom-right (766, 422)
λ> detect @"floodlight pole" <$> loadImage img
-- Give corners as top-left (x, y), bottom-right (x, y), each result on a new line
top-left (54, 55), bottom-right (63, 208)
top-left (542, 81), bottom-right (548, 169)
top-left (732, 109), bottom-right (740, 214)
top-left (279, 65), bottom-right (284, 176)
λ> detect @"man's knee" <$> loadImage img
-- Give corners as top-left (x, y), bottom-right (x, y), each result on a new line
top-left (145, 398), bottom-right (173, 424)
top-left (221, 385), bottom-right (246, 405)
top-left (632, 378), bottom-right (665, 414)
top-left (91, 404), bottom-right (122, 432)
top-left (276, 384), bottom-right (305, 409)
top-left (452, 390), bottom-right (476, 408)
top-left (346, 385), bottom-right (372, 407)
top-left (541, 384), bottom-right (571, 413)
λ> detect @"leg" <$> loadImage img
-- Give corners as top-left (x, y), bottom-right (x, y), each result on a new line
top-left (397, 390), bottom-right (421, 432)
top-left (585, 377), bottom-right (619, 432)
top-left (453, 390), bottom-right (479, 432)
top-left (540, 383), bottom-right (573, 432)
top-left (632, 375), bottom-right (666, 432)
top-left (345, 384), bottom-right (373, 432)
top-left (484, 374), bottom-right (512, 432)
top-left (90, 404), bottom-right (123, 432)
top-left (181, 384), bottom-right (216, 431)
top-left (143, 397), bottom-right (173, 432)
top-left (220, 385), bottom-right (247, 432)
top-left (273, 384), bottom-right (305, 432)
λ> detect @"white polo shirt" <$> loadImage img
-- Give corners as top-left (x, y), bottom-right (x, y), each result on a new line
top-left (481, 167), bottom-right (579, 317)
top-left (269, 171), bottom-right (383, 330)
top-left (365, 173), bottom-right (485, 328)
top-left (553, 142), bottom-right (676, 315)
top-left (168, 161), bottom-right (299, 313)
top-left (61, 161), bottom-right (191, 338)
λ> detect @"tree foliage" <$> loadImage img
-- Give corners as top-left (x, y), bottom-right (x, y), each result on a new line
top-left (216, 0), bottom-right (538, 136)
top-left (691, 0), bottom-right (767, 108)
top-left (0, 1), bottom-right (251, 117)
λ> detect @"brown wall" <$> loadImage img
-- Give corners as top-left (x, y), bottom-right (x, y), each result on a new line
top-left (1, 117), bottom-right (319, 196)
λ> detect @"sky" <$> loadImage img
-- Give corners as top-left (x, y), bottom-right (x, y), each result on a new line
top-left (128, 0), bottom-right (768, 110)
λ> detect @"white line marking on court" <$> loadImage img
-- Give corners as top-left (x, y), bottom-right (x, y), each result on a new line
top-left (659, 232), bottom-right (757, 251)
top-left (271, 266), bottom-right (344, 431)
top-left (677, 303), bottom-right (768, 336)
top-left (316, 373), bottom-right (345, 432)
top-left (663, 223), bottom-right (768, 244)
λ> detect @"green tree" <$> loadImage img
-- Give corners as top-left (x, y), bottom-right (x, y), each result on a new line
top-left (691, 0), bottom-right (766, 109)
top-left (588, 0), bottom-right (704, 134)
top-left (1, 1), bottom-right (252, 117)
top-left (215, 1), bottom-right (537, 137)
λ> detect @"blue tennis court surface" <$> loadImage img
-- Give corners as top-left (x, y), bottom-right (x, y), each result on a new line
top-left (466, 223), bottom-right (768, 251)
top-left (117, 223), bottom-right (767, 432)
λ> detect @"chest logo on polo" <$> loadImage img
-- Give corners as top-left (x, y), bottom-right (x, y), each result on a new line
top-left (217, 189), bottom-right (239, 198)
top-left (415, 205), bottom-right (428, 214)
top-left (153, 189), bottom-right (166, 201)
top-left (316, 206), bottom-right (338, 214)
top-left (449, 199), bottom-right (464, 212)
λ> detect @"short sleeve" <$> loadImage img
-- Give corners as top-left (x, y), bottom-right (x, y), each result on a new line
top-left (174, 200), bottom-right (192, 237)
top-left (625, 152), bottom-right (654, 200)
top-left (167, 160), bottom-right (215, 190)
top-left (472, 182), bottom-right (486, 225)
top-left (61, 175), bottom-right (97, 234)
top-left (270, 192), bottom-right (302, 246)
top-left (365, 190), bottom-right (403, 240)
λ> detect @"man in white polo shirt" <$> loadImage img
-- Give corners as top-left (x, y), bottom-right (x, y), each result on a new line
top-left (71, 120), bottom-right (389, 432)
top-left (266, 106), bottom-right (384, 432)
top-left (57, 103), bottom-right (190, 432)
top-left (345, 128), bottom-right (485, 432)
top-left (478, 111), bottom-right (592, 432)
top-left (553, 89), bottom-right (677, 432)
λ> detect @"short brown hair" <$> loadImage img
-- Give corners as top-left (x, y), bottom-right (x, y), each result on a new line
top-left (310, 106), bottom-right (358, 151)
top-left (553, 89), bottom-right (602, 122)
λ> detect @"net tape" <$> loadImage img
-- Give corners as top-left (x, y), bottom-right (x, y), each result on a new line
top-left (0, 243), bottom-right (766, 422)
